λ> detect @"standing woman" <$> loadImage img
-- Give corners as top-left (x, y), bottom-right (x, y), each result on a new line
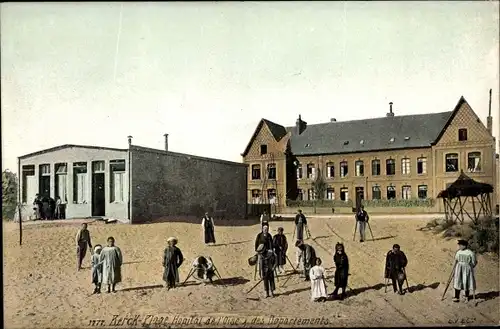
top-left (333, 242), bottom-right (349, 300)
top-left (452, 239), bottom-right (477, 303)
top-left (201, 212), bottom-right (216, 246)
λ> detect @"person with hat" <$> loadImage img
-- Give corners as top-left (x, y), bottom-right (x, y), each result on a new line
top-left (254, 223), bottom-right (273, 253)
top-left (272, 227), bottom-right (288, 274)
top-left (384, 244), bottom-right (408, 295)
top-left (99, 237), bottom-right (123, 293)
top-left (162, 237), bottom-right (184, 290)
top-left (332, 242), bottom-right (349, 300)
top-left (91, 244), bottom-right (104, 294)
top-left (295, 240), bottom-right (317, 281)
top-left (355, 205), bottom-right (369, 242)
top-left (452, 239), bottom-right (477, 303)
top-left (260, 210), bottom-right (270, 228)
top-left (201, 212), bottom-right (216, 246)
top-left (294, 209), bottom-right (308, 241)
top-left (75, 223), bottom-right (93, 271)
top-left (256, 243), bottom-right (277, 298)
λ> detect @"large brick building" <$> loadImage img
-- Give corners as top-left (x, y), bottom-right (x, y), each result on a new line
top-left (242, 96), bottom-right (496, 212)
top-left (18, 135), bottom-right (247, 223)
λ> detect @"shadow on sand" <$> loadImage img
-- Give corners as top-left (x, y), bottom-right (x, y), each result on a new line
top-left (121, 284), bottom-right (164, 292)
top-left (369, 235), bottom-right (397, 242)
top-left (213, 276), bottom-right (250, 286)
top-left (123, 261), bottom-right (144, 265)
top-left (475, 290), bottom-right (499, 301)
top-left (406, 282), bottom-right (440, 293)
top-left (134, 216), bottom-right (261, 227)
top-left (213, 240), bottom-right (251, 247)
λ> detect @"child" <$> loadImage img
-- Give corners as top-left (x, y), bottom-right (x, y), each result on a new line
top-left (333, 242), bottom-right (349, 300)
top-left (309, 257), bottom-right (328, 302)
top-left (91, 245), bottom-right (103, 294)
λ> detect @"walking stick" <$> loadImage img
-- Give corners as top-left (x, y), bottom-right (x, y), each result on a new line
top-left (254, 263), bottom-right (258, 281)
top-left (292, 225), bottom-right (296, 241)
top-left (441, 262), bottom-right (457, 301)
top-left (384, 278), bottom-right (388, 293)
top-left (403, 268), bottom-right (411, 293)
top-left (352, 221), bottom-right (358, 242)
top-left (246, 278), bottom-right (263, 294)
top-left (367, 221), bottom-right (375, 241)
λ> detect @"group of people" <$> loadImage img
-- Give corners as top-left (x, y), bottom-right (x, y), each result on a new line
top-left (33, 194), bottom-right (65, 220)
top-left (76, 223), bottom-right (123, 294)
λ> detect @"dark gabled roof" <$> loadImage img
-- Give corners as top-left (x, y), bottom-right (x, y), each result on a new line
top-left (437, 170), bottom-right (494, 198)
top-left (241, 119), bottom-right (288, 156)
top-left (287, 111), bottom-right (453, 156)
top-left (19, 144), bottom-right (128, 159)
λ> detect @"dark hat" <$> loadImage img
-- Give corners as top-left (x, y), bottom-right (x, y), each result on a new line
top-left (392, 244), bottom-right (400, 249)
top-left (295, 240), bottom-right (303, 247)
top-left (277, 227), bottom-right (284, 232)
top-left (457, 239), bottom-right (468, 246)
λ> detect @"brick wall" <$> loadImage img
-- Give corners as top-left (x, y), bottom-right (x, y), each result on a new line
top-left (130, 146), bottom-right (247, 223)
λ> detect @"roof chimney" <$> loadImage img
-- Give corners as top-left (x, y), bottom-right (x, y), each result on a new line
top-left (487, 89), bottom-right (493, 135)
top-left (387, 102), bottom-right (394, 117)
top-left (296, 114), bottom-right (307, 135)
top-left (330, 118), bottom-right (337, 122)
top-left (164, 133), bottom-right (169, 151)
top-left (127, 135), bottom-right (133, 147)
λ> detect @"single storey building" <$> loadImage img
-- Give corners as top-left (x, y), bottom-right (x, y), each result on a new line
top-left (18, 135), bottom-right (248, 223)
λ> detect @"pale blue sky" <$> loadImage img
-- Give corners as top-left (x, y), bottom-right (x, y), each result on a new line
top-left (2, 2), bottom-right (499, 173)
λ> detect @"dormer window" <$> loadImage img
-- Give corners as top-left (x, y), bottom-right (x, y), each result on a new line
top-left (343, 141), bottom-right (349, 145)
top-left (389, 137), bottom-right (395, 143)
top-left (360, 140), bottom-right (364, 145)
top-left (305, 143), bottom-right (311, 148)
top-left (458, 128), bottom-right (468, 141)
top-left (260, 145), bottom-right (268, 155)
top-left (404, 136), bottom-right (410, 141)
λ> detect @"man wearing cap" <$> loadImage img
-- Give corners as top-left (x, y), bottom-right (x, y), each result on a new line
top-left (295, 240), bottom-right (317, 281)
top-left (254, 223), bottom-right (273, 252)
top-left (384, 244), bottom-right (408, 295)
top-left (295, 209), bottom-right (307, 241)
top-left (272, 227), bottom-right (288, 274)
top-left (452, 239), bottom-right (477, 303)
top-left (257, 243), bottom-right (277, 298)
top-left (355, 205), bottom-right (369, 242)
top-left (163, 237), bottom-right (184, 290)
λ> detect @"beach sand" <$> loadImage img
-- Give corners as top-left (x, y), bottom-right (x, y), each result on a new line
top-left (3, 215), bottom-right (499, 328)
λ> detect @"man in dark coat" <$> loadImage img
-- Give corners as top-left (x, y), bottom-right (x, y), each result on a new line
top-left (254, 223), bottom-right (273, 252)
top-left (75, 223), bottom-right (92, 271)
top-left (296, 240), bottom-right (316, 281)
top-left (201, 212), bottom-right (216, 245)
top-left (272, 227), bottom-right (288, 274)
top-left (163, 237), bottom-right (184, 290)
top-left (257, 243), bottom-right (277, 298)
top-left (355, 205), bottom-right (369, 242)
top-left (332, 242), bottom-right (349, 300)
top-left (295, 209), bottom-right (307, 240)
top-left (385, 244), bottom-right (408, 295)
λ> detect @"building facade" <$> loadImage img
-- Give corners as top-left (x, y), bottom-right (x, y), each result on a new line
top-left (242, 97), bottom-right (496, 212)
top-left (19, 137), bottom-right (247, 223)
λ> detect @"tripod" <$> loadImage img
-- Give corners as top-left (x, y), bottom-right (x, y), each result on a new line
top-left (352, 220), bottom-right (374, 241)
top-left (182, 259), bottom-right (226, 288)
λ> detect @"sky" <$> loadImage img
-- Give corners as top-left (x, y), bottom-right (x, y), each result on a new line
top-left (1, 1), bottom-right (499, 173)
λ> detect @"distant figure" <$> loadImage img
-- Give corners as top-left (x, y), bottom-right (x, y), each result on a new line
top-left (201, 212), bottom-right (216, 245)
top-left (310, 258), bottom-right (328, 302)
top-left (332, 242), bottom-right (349, 300)
top-left (33, 194), bottom-right (42, 220)
top-left (260, 210), bottom-right (270, 228)
top-left (91, 245), bottom-right (103, 294)
top-left (355, 205), bottom-right (369, 242)
top-left (193, 256), bottom-right (215, 284)
top-left (254, 223), bottom-right (273, 252)
top-left (295, 209), bottom-right (307, 241)
top-left (75, 223), bottom-right (92, 271)
top-left (99, 237), bottom-right (123, 293)
top-left (272, 227), bottom-right (288, 274)
top-left (49, 197), bottom-right (56, 220)
top-left (54, 196), bottom-right (62, 219)
top-left (452, 239), bottom-right (477, 303)
top-left (257, 243), bottom-right (277, 298)
top-left (163, 237), bottom-right (184, 290)
top-left (385, 244), bottom-right (408, 295)
top-left (296, 240), bottom-right (316, 281)
top-left (41, 196), bottom-right (51, 220)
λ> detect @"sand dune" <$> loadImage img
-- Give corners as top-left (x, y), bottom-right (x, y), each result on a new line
top-left (3, 216), bottom-right (499, 328)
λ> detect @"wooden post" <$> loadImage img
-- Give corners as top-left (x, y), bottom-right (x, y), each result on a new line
top-left (471, 195), bottom-right (477, 224)
top-left (18, 204), bottom-right (22, 245)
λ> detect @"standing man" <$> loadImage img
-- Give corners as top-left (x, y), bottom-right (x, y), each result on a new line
top-left (33, 194), bottom-right (42, 220)
top-left (256, 244), bottom-right (277, 298)
top-left (295, 240), bottom-right (317, 281)
top-left (163, 237), bottom-right (184, 290)
top-left (254, 223), bottom-right (273, 252)
top-left (452, 239), bottom-right (477, 303)
top-left (272, 227), bottom-right (288, 274)
top-left (384, 244), bottom-right (408, 295)
top-left (99, 236), bottom-right (123, 293)
top-left (355, 205), bottom-right (369, 242)
top-left (76, 223), bottom-right (93, 271)
top-left (260, 210), bottom-right (270, 228)
top-left (201, 212), bottom-right (216, 246)
top-left (295, 209), bottom-right (307, 241)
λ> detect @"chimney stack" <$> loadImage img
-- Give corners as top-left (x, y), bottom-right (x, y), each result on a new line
top-left (330, 118), bottom-right (337, 122)
top-left (164, 133), bottom-right (169, 151)
top-left (487, 89), bottom-right (493, 135)
top-left (387, 102), bottom-right (394, 117)
top-left (295, 114), bottom-right (307, 135)
top-left (127, 135), bottom-right (133, 146)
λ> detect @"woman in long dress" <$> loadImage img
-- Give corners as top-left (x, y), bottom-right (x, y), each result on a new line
top-left (99, 237), bottom-right (123, 293)
top-left (163, 237), bottom-right (184, 290)
top-left (309, 258), bottom-right (328, 302)
top-left (453, 239), bottom-right (477, 303)
top-left (333, 242), bottom-right (349, 300)
top-left (201, 213), bottom-right (216, 245)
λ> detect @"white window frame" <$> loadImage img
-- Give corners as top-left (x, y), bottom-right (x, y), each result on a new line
top-left (326, 188), bottom-right (335, 200)
top-left (418, 185), bottom-right (428, 199)
top-left (417, 157), bottom-right (427, 175)
top-left (326, 162), bottom-right (335, 178)
top-left (401, 158), bottom-right (411, 175)
top-left (340, 187), bottom-right (348, 202)
top-left (402, 185), bottom-right (411, 200)
top-left (296, 165), bottom-right (303, 180)
top-left (445, 153), bottom-right (459, 172)
top-left (110, 160), bottom-right (126, 203)
top-left (355, 161), bottom-right (364, 177)
top-left (387, 186), bottom-right (396, 200)
top-left (307, 164), bottom-right (315, 179)
top-left (340, 161), bottom-right (348, 178)
top-left (467, 152), bottom-right (481, 173)
top-left (372, 185), bottom-right (381, 200)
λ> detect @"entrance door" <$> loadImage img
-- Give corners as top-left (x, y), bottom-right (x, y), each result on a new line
top-left (92, 173), bottom-right (105, 217)
top-left (355, 187), bottom-right (364, 209)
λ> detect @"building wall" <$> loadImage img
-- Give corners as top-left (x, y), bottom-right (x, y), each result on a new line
top-left (130, 147), bottom-right (247, 223)
top-left (243, 122), bottom-right (289, 207)
top-left (18, 146), bottom-right (129, 220)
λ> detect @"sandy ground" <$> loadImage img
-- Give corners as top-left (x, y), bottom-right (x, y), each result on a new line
top-left (3, 216), bottom-right (499, 328)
